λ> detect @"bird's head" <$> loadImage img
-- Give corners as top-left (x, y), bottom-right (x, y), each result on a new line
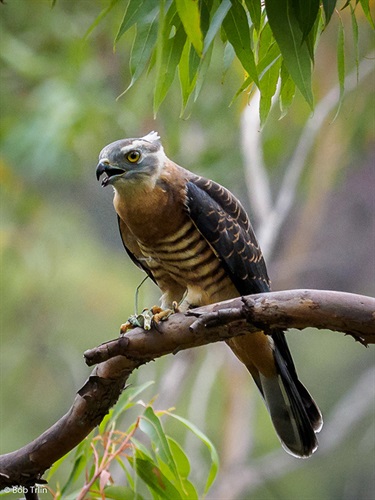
top-left (96, 131), bottom-right (166, 189)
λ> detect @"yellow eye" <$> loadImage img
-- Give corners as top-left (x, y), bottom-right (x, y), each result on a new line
top-left (126, 150), bottom-right (141, 163)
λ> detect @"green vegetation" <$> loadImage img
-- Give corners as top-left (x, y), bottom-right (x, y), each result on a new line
top-left (45, 383), bottom-right (218, 499)
top-left (87, 0), bottom-right (373, 122)
top-left (1, 1), bottom-right (374, 498)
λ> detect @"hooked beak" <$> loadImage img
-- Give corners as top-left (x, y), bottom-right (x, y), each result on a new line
top-left (96, 160), bottom-right (125, 187)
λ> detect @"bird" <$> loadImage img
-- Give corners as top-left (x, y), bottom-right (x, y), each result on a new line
top-left (96, 131), bottom-right (323, 458)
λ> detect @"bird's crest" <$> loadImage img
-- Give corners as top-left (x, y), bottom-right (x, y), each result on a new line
top-left (141, 131), bottom-right (160, 143)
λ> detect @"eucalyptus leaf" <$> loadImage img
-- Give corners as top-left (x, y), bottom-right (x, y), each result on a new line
top-left (179, 40), bottom-right (195, 110)
top-left (223, 0), bottom-right (259, 85)
top-left (125, 16), bottom-right (159, 93)
top-left (305, 9), bottom-right (324, 62)
top-left (203, 0), bottom-right (231, 55)
top-left (167, 436), bottom-right (191, 478)
top-left (134, 454), bottom-right (182, 500)
top-left (103, 485), bottom-right (144, 500)
top-left (279, 62), bottom-right (296, 118)
top-left (140, 407), bottom-right (179, 478)
top-left (154, 9), bottom-right (187, 113)
top-left (293, 0), bottom-right (320, 40)
top-left (266, 0), bottom-right (313, 108)
top-left (322, 0), bottom-right (337, 25)
top-left (175, 0), bottom-right (203, 55)
top-left (115, 0), bottom-right (158, 44)
top-left (165, 412), bottom-right (219, 494)
top-left (350, 4), bottom-right (359, 80)
top-left (359, 0), bottom-right (374, 28)
top-left (194, 42), bottom-right (214, 102)
top-left (84, 0), bottom-right (121, 40)
top-left (244, 0), bottom-right (262, 33)
top-left (333, 15), bottom-right (345, 121)
top-left (60, 454), bottom-right (87, 495)
top-left (259, 57), bottom-right (281, 127)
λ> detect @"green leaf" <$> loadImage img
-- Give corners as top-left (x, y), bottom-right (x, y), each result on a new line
top-left (203, 0), bottom-right (231, 55)
top-left (115, 0), bottom-right (158, 44)
top-left (45, 448), bottom-right (72, 482)
top-left (103, 485), bottom-right (144, 500)
top-left (164, 441), bottom-right (199, 500)
top-left (60, 453), bottom-right (87, 495)
top-left (322, 0), bottom-right (337, 25)
top-left (258, 21), bottom-right (274, 63)
top-left (133, 454), bottom-right (182, 500)
top-left (333, 14), bottom-right (345, 120)
top-left (292, 0), bottom-right (320, 40)
top-left (165, 412), bottom-right (219, 494)
top-left (52, 435), bottom-right (93, 493)
top-left (154, 7), bottom-right (187, 113)
top-left (350, 4), bottom-right (359, 81)
top-left (125, 16), bottom-right (159, 93)
top-left (259, 57), bottom-right (281, 127)
top-left (84, 0), bottom-right (121, 40)
top-left (223, 41), bottom-right (236, 76)
top-left (257, 43), bottom-right (280, 77)
top-left (179, 40), bottom-right (194, 110)
top-left (223, 0), bottom-right (259, 85)
top-left (359, 0), bottom-right (375, 28)
top-left (140, 407), bottom-right (179, 478)
top-left (279, 62), bottom-right (296, 118)
top-left (194, 42), bottom-right (214, 102)
top-left (130, 436), bottom-right (155, 460)
top-left (200, 0), bottom-right (213, 36)
top-left (244, 0), bottom-right (262, 33)
top-left (115, 455), bottom-right (136, 489)
top-left (99, 381), bottom-right (155, 433)
top-left (266, 0), bottom-right (313, 108)
top-left (305, 8), bottom-right (324, 61)
top-left (178, 41), bottom-right (201, 114)
top-left (175, 0), bottom-right (203, 55)
top-left (167, 437), bottom-right (190, 478)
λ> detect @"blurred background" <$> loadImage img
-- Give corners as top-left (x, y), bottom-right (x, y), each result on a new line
top-left (1, 1), bottom-right (374, 499)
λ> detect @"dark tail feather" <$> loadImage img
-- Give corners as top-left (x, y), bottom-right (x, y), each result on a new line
top-left (258, 332), bottom-right (322, 458)
top-left (294, 378), bottom-right (323, 433)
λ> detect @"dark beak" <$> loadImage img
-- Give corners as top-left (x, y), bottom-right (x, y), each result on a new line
top-left (96, 160), bottom-right (108, 181)
top-left (96, 160), bottom-right (125, 187)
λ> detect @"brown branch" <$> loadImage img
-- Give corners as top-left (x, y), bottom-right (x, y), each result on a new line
top-left (0, 289), bottom-right (374, 493)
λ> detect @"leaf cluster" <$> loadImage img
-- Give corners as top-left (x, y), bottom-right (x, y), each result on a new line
top-left (47, 382), bottom-right (219, 499)
top-left (87, 0), bottom-right (373, 123)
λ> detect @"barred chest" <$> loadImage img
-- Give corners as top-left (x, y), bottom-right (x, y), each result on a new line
top-left (137, 219), bottom-right (237, 307)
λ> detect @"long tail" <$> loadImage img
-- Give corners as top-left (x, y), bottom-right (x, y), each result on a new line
top-left (227, 331), bottom-right (322, 458)
top-left (258, 331), bottom-right (322, 457)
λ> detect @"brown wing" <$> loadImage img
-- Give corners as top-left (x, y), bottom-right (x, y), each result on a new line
top-left (185, 175), bottom-right (270, 295)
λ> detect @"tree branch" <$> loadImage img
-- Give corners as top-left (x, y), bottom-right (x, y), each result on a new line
top-left (0, 290), bottom-right (374, 492)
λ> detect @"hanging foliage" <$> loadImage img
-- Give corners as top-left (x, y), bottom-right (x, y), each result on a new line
top-left (86, 0), bottom-right (373, 121)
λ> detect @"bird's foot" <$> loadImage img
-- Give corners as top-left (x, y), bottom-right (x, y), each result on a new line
top-left (120, 302), bottom-right (179, 334)
top-left (152, 301), bottom-right (180, 322)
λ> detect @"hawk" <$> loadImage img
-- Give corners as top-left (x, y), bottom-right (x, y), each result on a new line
top-left (96, 131), bottom-right (322, 457)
